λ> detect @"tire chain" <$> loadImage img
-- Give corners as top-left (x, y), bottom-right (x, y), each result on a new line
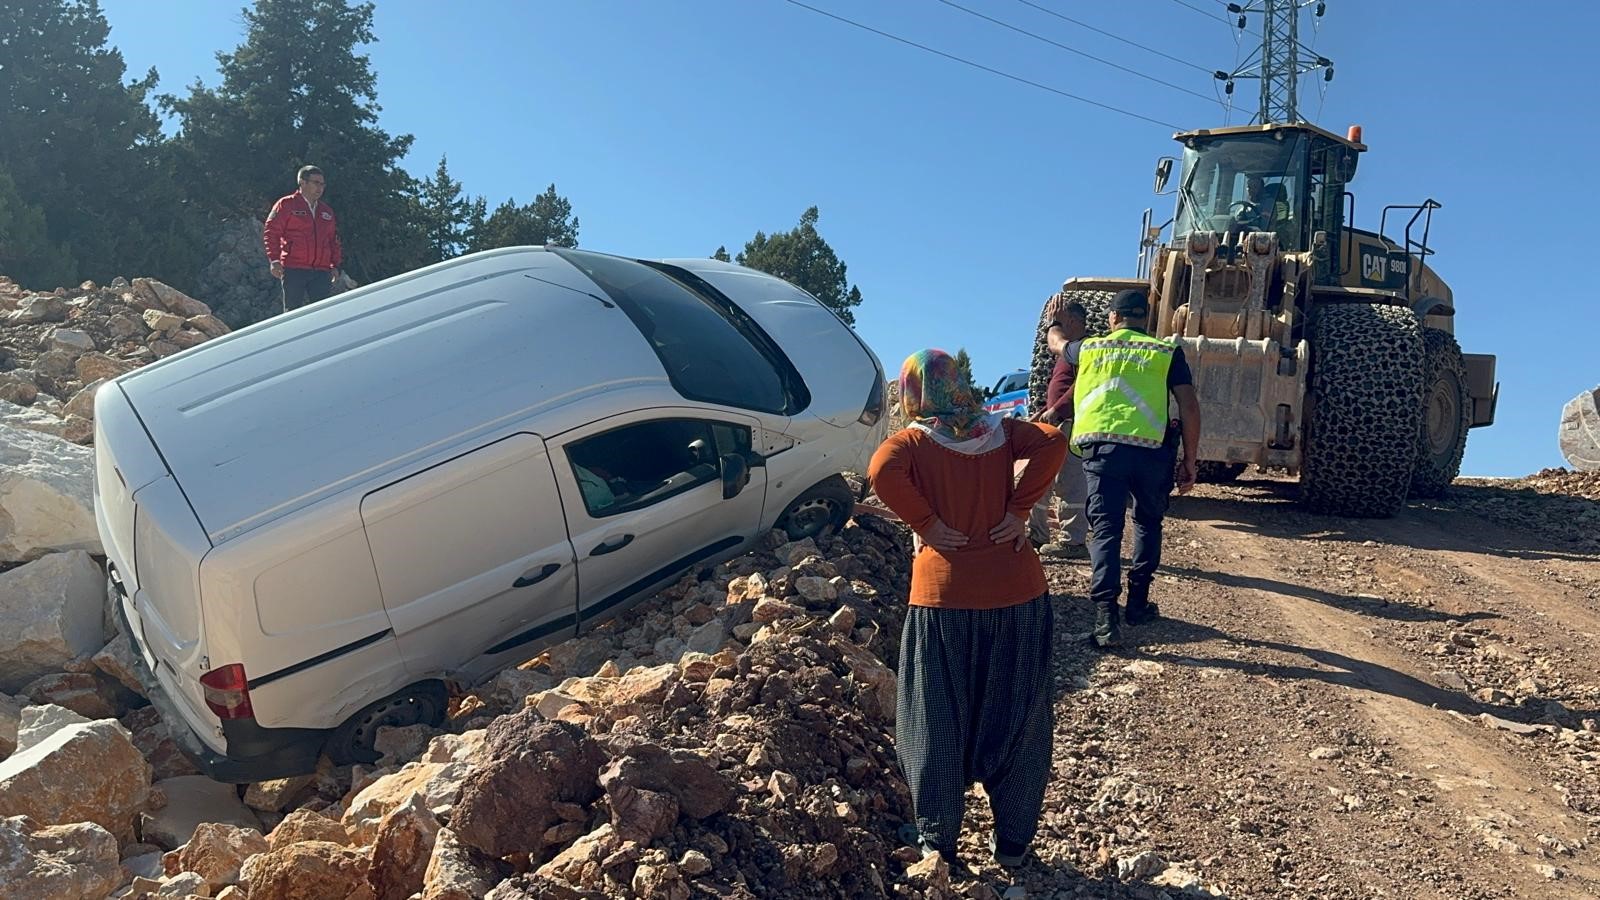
top-left (1409, 327), bottom-right (1471, 498)
top-left (1301, 303), bottom-right (1425, 518)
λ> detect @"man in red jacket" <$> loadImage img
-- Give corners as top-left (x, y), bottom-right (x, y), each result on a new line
top-left (263, 165), bottom-right (342, 312)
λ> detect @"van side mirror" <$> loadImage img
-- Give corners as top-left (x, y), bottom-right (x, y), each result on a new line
top-left (1154, 158), bottom-right (1174, 194)
top-left (720, 453), bottom-right (750, 499)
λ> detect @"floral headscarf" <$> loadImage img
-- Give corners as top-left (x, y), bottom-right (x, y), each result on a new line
top-left (899, 349), bottom-right (1002, 448)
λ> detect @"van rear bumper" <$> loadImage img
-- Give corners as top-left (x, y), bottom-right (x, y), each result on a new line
top-left (112, 578), bottom-right (329, 783)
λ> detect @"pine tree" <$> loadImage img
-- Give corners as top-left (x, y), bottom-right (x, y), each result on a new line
top-left (416, 154), bottom-right (470, 263)
top-left (733, 207), bottom-right (863, 325)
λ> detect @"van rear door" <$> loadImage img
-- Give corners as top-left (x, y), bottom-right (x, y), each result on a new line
top-left (359, 432), bottom-right (579, 680)
top-left (93, 384), bottom-right (221, 748)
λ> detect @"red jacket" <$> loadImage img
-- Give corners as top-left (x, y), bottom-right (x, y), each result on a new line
top-left (263, 192), bottom-right (342, 271)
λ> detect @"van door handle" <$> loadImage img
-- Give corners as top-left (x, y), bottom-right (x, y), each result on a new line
top-left (590, 534), bottom-right (635, 556)
top-left (513, 563), bottom-right (561, 588)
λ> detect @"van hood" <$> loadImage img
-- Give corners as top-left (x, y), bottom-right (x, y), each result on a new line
top-left (659, 258), bottom-right (879, 428)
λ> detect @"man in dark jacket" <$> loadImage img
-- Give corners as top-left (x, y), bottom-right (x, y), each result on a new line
top-left (264, 165), bottom-right (342, 312)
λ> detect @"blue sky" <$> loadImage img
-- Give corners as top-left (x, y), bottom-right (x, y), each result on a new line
top-left (99, 0), bottom-right (1595, 477)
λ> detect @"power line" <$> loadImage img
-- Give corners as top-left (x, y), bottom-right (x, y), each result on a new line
top-left (1168, 0), bottom-right (1232, 25)
top-left (1008, 0), bottom-right (1214, 75)
top-left (935, 0), bottom-right (1219, 105)
top-left (778, 0), bottom-right (1184, 130)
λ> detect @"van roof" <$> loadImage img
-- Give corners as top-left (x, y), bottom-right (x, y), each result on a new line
top-left (117, 247), bottom-right (674, 543)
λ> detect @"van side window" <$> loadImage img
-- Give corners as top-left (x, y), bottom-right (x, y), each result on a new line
top-left (567, 419), bottom-right (751, 518)
top-left (553, 248), bottom-right (793, 414)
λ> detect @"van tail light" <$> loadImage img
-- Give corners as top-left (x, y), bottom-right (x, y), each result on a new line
top-left (859, 374), bottom-right (885, 426)
top-left (199, 664), bottom-right (255, 720)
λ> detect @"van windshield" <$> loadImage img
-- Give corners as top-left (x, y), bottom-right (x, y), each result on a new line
top-left (555, 249), bottom-right (795, 414)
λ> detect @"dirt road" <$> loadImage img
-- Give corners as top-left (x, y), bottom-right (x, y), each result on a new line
top-left (950, 475), bottom-right (1600, 899)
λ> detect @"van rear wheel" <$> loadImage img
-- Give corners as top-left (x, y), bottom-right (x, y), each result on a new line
top-left (777, 476), bottom-right (854, 541)
top-left (325, 680), bottom-right (449, 765)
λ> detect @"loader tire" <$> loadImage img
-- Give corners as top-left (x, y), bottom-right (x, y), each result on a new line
top-left (1196, 461), bottom-right (1248, 483)
top-left (1300, 304), bottom-right (1424, 518)
top-left (1409, 328), bottom-right (1471, 498)
top-left (1028, 290), bottom-right (1114, 417)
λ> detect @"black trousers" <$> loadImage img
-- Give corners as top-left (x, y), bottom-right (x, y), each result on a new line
top-left (282, 267), bottom-right (333, 312)
top-left (1081, 440), bottom-right (1176, 608)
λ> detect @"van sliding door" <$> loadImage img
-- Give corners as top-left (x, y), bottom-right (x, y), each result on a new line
top-left (359, 432), bottom-right (578, 677)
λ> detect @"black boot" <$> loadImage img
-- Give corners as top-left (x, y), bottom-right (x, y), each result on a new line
top-left (1125, 584), bottom-right (1160, 626)
top-left (1092, 601), bottom-right (1122, 649)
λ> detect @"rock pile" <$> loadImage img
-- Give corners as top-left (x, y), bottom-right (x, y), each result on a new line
top-left (0, 274), bottom-right (231, 445)
top-left (0, 489), bottom-right (961, 898)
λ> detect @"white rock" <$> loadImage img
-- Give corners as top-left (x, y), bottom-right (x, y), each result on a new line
top-left (14, 704), bottom-right (91, 753)
top-left (1117, 850), bottom-right (1166, 880)
top-left (0, 426), bottom-right (99, 563)
top-left (1558, 387), bottom-right (1599, 472)
top-left (49, 329), bottom-right (96, 353)
top-left (0, 815), bottom-right (123, 900)
top-left (0, 399), bottom-right (74, 441)
top-left (0, 552), bottom-right (107, 692)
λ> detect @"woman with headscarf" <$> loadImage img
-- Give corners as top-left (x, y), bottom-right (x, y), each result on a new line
top-left (867, 348), bottom-right (1067, 868)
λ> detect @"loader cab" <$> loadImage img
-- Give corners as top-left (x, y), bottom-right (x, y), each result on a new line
top-left (1170, 123), bottom-right (1364, 283)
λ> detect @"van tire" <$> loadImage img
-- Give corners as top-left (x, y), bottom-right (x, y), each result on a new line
top-left (777, 475), bottom-right (854, 541)
top-left (325, 680), bottom-right (449, 765)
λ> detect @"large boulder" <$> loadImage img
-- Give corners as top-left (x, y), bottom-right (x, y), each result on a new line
top-left (450, 713), bottom-right (607, 858)
top-left (368, 791), bottom-right (442, 900)
top-left (420, 826), bottom-right (494, 900)
top-left (0, 551), bottom-right (109, 692)
top-left (239, 840), bottom-right (376, 900)
top-left (1560, 386), bottom-right (1600, 472)
top-left (0, 815), bottom-right (123, 900)
top-left (341, 759), bottom-right (469, 847)
top-left (172, 821), bottom-right (270, 892)
top-left (0, 719), bottom-right (151, 844)
top-left (0, 425), bottom-right (99, 563)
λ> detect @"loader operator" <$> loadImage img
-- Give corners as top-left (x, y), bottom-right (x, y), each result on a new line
top-left (1072, 289), bottom-right (1201, 649)
top-left (1243, 175), bottom-right (1292, 241)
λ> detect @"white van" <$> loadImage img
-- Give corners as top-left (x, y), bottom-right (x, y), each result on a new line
top-left (93, 246), bottom-right (888, 782)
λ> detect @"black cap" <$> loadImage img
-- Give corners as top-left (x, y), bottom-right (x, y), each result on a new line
top-left (1112, 289), bottom-right (1149, 316)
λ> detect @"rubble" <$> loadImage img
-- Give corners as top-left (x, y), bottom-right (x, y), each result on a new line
top-left (139, 776), bottom-right (263, 851)
top-left (0, 276), bottom-right (230, 449)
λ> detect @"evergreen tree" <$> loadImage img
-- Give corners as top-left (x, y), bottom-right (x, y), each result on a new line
top-left (416, 154), bottom-right (470, 263)
top-left (711, 245), bottom-right (731, 262)
top-left (163, 0), bottom-right (428, 283)
top-left (733, 207), bottom-right (863, 325)
top-left (0, 0), bottom-right (193, 288)
top-left (469, 184), bottom-right (579, 251)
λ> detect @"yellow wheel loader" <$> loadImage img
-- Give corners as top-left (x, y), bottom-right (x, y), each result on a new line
top-left (1033, 122), bottom-right (1497, 517)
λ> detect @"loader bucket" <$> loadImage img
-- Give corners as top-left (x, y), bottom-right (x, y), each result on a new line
top-left (1176, 334), bottom-right (1309, 470)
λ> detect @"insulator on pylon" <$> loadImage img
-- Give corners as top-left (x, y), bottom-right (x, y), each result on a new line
top-left (1225, 80), bottom-right (1235, 95)
top-left (1315, 2), bottom-right (1326, 15)
top-left (1324, 66), bottom-right (1334, 82)
top-left (1237, 14), bottom-right (1247, 28)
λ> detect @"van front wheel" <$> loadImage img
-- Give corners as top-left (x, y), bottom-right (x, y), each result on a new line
top-left (325, 680), bottom-right (449, 765)
top-left (777, 475), bottom-right (854, 541)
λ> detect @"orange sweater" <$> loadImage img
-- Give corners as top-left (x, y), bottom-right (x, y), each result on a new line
top-left (868, 418), bottom-right (1067, 609)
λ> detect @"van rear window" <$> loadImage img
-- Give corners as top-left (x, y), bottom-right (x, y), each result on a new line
top-left (554, 249), bottom-right (795, 415)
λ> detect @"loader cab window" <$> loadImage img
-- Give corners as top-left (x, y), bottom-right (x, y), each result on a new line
top-left (1174, 132), bottom-right (1310, 250)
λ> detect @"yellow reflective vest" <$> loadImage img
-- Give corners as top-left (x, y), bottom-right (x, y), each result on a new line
top-left (1070, 328), bottom-right (1176, 451)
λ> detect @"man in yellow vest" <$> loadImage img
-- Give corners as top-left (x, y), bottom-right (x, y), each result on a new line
top-left (1072, 289), bottom-right (1201, 649)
